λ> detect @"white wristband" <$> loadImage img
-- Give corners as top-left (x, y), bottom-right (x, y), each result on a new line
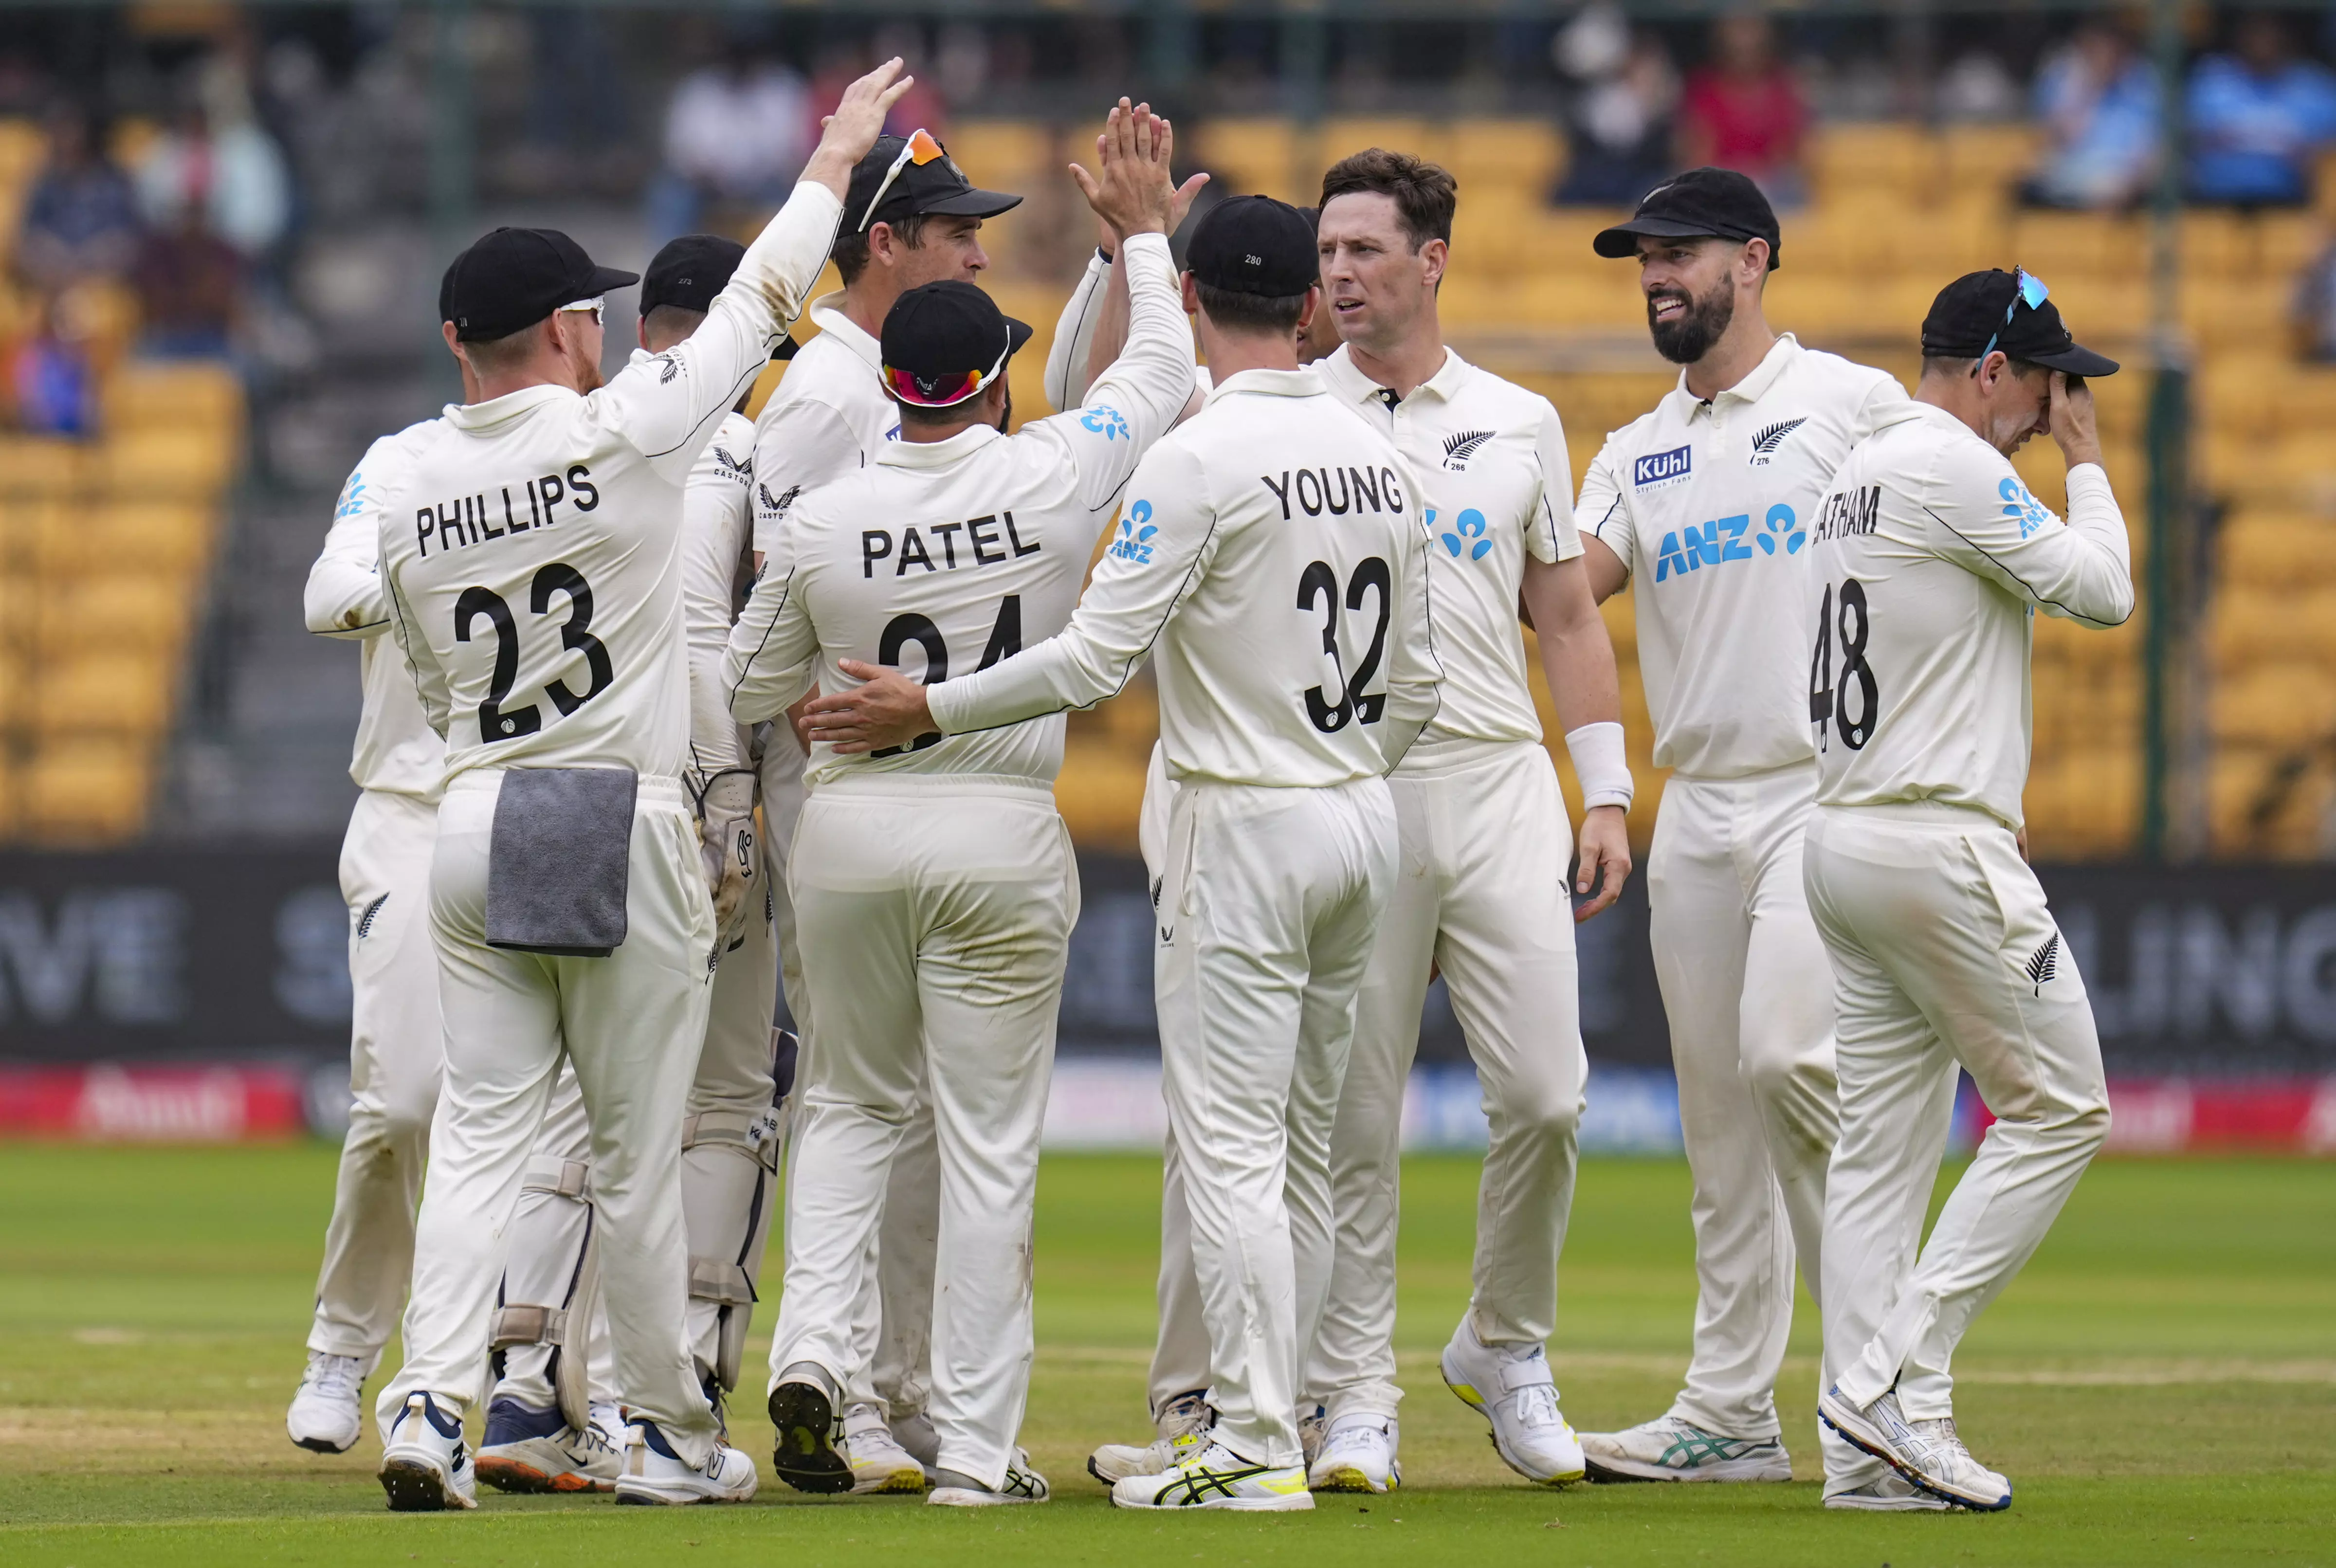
top-left (1563, 721), bottom-right (1633, 812)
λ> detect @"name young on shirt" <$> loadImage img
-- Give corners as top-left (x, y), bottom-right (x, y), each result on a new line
top-left (416, 464), bottom-right (598, 558)
top-left (1813, 485), bottom-right (1881, 544)
top-left (1260, 464), bottom-right (1406, 521)
top-left (862, 511), bottom-right (1041, 578)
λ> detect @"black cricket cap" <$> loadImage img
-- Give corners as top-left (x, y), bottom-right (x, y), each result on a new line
top-left (641, 234), bottom-right (745, 316)
top-left (443, 227), bottom-right (637, 342)
top-left (879, 280), bottom-right (1033, 407)
top-left (1593, 167), bottom-right (1783, 270)
top-left (1920, 270), bottom-right (2120, 377)
top-left (847, 132), bottom-right (1022, 235)
top-left (1186, 195), bottom-right (1319, 297)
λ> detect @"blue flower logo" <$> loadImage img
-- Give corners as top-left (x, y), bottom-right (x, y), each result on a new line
top-left (1081, 404), bottom-right (1131, 441)
top-left (1441, 507), bottom-right (1492, 561)
top-left (1754, 501), bottom-right (1804, 555)
top-left (1110, 499), bottom-right (1157, 564)
top-left (1998, 476), bottom-right (2049, 538)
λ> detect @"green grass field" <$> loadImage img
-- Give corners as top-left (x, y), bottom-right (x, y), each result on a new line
top-left (0, 1146), bottom-right (2330, 1565)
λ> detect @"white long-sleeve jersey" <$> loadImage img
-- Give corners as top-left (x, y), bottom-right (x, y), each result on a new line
top-left (924, 364), bottom-right (1443, 788)
top-left (1316, 345), bottom-right (1577, 758)
top-left (723, 232), bottom-right (1193, 788)
top-left (1578, 334), bottom-right (1909, 780)
top-left (1806, 399), bottom-right (2134, 829)
top-left (678, 407), bottom-right (759, 786)
top-left (304, 419), bottom-right (446, 801)
top-left (748, 292), bottom-right (899, 564)
top-left (377, 179), bottom-right (841, 785)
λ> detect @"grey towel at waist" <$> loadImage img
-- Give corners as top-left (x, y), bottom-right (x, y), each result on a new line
top-left (486, 767), bottom-right (637, 956)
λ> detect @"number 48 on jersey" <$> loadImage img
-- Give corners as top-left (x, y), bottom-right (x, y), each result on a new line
top-left (1809, 578), bottom-right (1879, 752)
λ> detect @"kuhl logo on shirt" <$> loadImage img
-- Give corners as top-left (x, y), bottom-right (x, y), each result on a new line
top-left (1634, 444), bottom-right (1692, 488)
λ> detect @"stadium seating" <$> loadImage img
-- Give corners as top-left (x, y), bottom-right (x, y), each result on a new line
top-left (0, 118), bottom-right (242, 843)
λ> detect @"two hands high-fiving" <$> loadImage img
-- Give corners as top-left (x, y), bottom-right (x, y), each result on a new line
top-left (802, 98), bottom-right (1188, 758)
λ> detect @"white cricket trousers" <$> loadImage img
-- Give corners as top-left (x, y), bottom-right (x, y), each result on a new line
top-left (376, 771), bottom-right (721, 1465)
top-left (767, 777), bottom-right (1076, 1489)
top-left (764, 722), bottom-right (938, 1424)
top-left (1806, 802), bottom-right (2107, 1482)
top-left (1158, 776), bottom-right (1397, 1470)
top-left (1645, 763), bottom-right (1841, 1440)
top-left (1309, 740), bottom-right (1587, 1419)
top-left (308, 788), bottom-right (443, 1364)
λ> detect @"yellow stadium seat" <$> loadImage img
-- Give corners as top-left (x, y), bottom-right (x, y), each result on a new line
top-left (34, 575), bottom-right (193, 656)
top-left (943, 120), bottom-right (1052, 188)
top-left (0, 753), bottom-right (17, 838)
top-left (2213, 662), bottom-right (2336, 745)
top-left (1320, 118), bottom-right (1430, 166)
top-left (35, 501), bottom-right (214, 574)
top-left (1440, 120), bottom-right (1564, 186)
top-left (1940, 124), bottom-right (2042, 195)
top-left (1053, 743), bottom-right (1146, 850)
top-left (2219, 514), bottom-right (2336, 590)
top-left (20, 737), bottom-right (151, 843)
top-left (28, 650), bottom-right (175, 734)
top-left (0, 641), bottom-right (23, 726)
top-left (1807, 123), bottom-right (1941, 202)
top-left (1192, 118), bottom-right (1307, 202)
top-left (2207, 744), bottom-right (2326, 857)
top-left (97, 429), bottom-right (238, 497)
top-left (104, 360), bottom-right (245, 435)
top-left (0, 117), bottom-right (43, 181)
top-left (0, 438), bottom-right (91, 497)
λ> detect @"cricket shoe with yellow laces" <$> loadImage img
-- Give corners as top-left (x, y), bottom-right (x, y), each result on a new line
top-left (1110, 1440), bottom-right (1314, 1512)
top-left (845, 1401), bottom-right (931, 1493)
top-left (1306, 1413), bottom-right (1400, 1494)
top-left (1087, 1389), bottom-right (1215, 1484)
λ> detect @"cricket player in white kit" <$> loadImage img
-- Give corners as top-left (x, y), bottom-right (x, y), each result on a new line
top-left (743, 129), bottom-right (1058, 1491)
top-left (467, 235), bottom-right (793, 1497)
top-left (732, 101), bottom-right (1195, 1507)
top-left (813, 193), bottom-right (1442, 1512)
top-left (364, 63), bottom-right (910, 1512)
top-left (1572, 170), bottom-right (1948, 1498)
top-left (1810, 271), bottom-right (2127, 1513)
top-left (1296, 149), bottom-right (1635, 1495)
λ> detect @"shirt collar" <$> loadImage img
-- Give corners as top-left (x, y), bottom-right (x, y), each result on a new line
top-left (808, 291), bottom-right (883, 373)
top-left (442, 383), bottom-right (574, 431)
top-left (1668, 332), bottom-right (1803, 423)
top-left (876, 421), bottom-right (1001, 469)
top-left (1317, 344), bottom-right (1469, 409)
top-left (1203, 365), bottom-right (1327, 405)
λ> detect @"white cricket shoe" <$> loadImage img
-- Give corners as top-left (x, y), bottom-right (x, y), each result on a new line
top-left (1087, 1389), bottom-right (1215, 1483)
top-left (1439, 1319), bottom-right (1585, 1486)
top-left (589, 1400), bottom-right (629, 1450)
top-left (844, 1402), bottom-right (929, 1493)
top-left (377, 1391), bottom-right (478, 1512)
top-left (287, 1350), bottom-right (366, 1455)
top-left (1307, 1413), bottom-right (1400, 1494)
top-left (891, 1409), bottom-right (941, 1470)
top-left (474, 1398), bottom-right (620, 1494)
top-left (1111, 1441), bottom-right (1314, 1512)
top-left (929, 1449), bottom-right (1050, 1507)
top-left (767, 1363), bottom-right (853, 1494)
top-left (1825, 1473), bottom-right (1961, 1512)
top-left (1579, 1414), bottom-right (1792, 1483)
top-left (1819, 1386), bottom-right (2011, 1512)
top-left (614, 1420), bottom-right (759, 1506)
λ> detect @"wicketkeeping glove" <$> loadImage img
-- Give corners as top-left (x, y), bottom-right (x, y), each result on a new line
top-left (694, 767), bottom-right (761, 953)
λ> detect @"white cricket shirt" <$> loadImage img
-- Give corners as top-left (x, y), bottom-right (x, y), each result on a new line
top-left (305, 419), bottom-right (446, 801)
top-left (1578, 333), bottom-right (1908, 779)
top-left (748, 292), bottom-right (899, 563)
top-left (924, 364), bottom-right (1443, 788)
top-left (724, 231), bottom-right (1195, 788)
top-left (378, 179), bottom-right (841, 785)
top-left (678, 404), bottom-right (759, 785)
top-left (1316, 345), bottom-right (1577, 758)
top-left (1807, 399), bottom-right (2133, 830)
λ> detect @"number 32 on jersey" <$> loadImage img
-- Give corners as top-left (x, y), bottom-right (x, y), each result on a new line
top-left (1808, 577), bottom-right (1879, 753)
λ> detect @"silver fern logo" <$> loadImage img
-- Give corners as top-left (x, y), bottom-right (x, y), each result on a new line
top-left (2026, 932), bottom-right (2060, 995)
top-left (1750, 417), bottom-right (1808, 464)
top-left (1442, 429), bottom-right (1495, 471)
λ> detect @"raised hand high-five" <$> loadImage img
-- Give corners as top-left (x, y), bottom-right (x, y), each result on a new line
top-left (1071, 98), bottom-right (1186, 242)
top-left (803, 58), bottom-right (915, 200)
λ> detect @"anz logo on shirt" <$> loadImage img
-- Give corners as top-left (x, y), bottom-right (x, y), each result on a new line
top-left (1428, 507), bottom-right (1493, 562)
top-left (2000, 476), bottom-right (2050, 538)
top-left (1654, 503), bottom-right (1804, 583)
top-left (1109, 499), bottom-right (1158, 565)
top-left (1081, 404), bottom-right (1131, 441)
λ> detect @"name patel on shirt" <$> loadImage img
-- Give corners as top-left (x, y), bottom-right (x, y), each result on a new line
top-left (1259, 463), bottom-right (1407, 520)
top-left (1812, 485), bottom-right (1881, 543)
top-left (416, 464), bottom-right (599, 557)
top-left (863, 511), bottom-right (1041, 578)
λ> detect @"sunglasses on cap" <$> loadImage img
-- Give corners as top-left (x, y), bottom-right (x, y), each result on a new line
top-left (1981, 268), bottom-right (2049, 361)
top-left (881, 342), bottom-right (1009, 409)
top-left (859, 129), bottom-right (957, 234)
top-left (558, 296), bottom-right (606, 328)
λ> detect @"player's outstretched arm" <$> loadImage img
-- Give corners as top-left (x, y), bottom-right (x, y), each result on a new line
top-left (805, 439), bottom-right (1218, 752)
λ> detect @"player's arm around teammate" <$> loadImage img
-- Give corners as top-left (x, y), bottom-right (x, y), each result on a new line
top-left (722, 100), bottom-right (1195, 1508)
top-left (1294, 149), bottom-right (1630, 1496)
top-left (364, 61), bottom-right (911, 1513)
top-left (1807, 272), bottom-right (2127, 1514)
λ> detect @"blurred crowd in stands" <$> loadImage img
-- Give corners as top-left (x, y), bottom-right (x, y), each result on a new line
top-left (8, 1), bottom-right (2336, 444)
